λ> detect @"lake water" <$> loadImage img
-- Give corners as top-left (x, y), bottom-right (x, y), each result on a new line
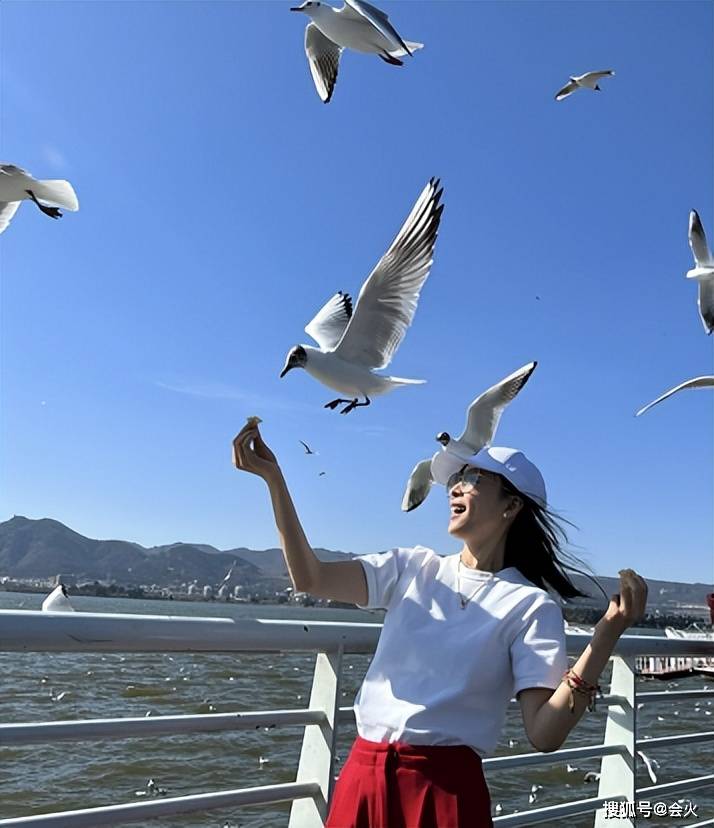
top-left (1, 592), bottom-right (711, 827)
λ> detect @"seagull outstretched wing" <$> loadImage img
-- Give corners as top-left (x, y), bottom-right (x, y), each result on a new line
top-left (341, 0), bottom-right (411, 55)
top-left (635, 375), bottom-right (714, 416)
top-left (459, 362), bottom-right (537, 447)
top-left (689, 209), bottom-right (713, 266)
top-left (305, 291), bottom-right (353, 350)
top-left (584, 70), bottom-right (615, 81)
top-left (555, 80), bottom-right (578, 101)
top-left (0, 201), bottom-right (21, 234)
top-left (332, 178), bottom-right (444, 370)
top-left (305, 23), bottom-right (342, 103)
top-left (401, 458), bottom-right (433, 512)
top-left (698, 280), bottom-right (714, 334)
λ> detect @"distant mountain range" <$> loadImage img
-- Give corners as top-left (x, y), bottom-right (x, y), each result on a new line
top-left (0, 516), bottom-right (711, 613)
top-left (0, 516), bottom-right (351, 588)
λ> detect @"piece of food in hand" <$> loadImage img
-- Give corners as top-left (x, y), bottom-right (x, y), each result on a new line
top-left (246, 416), bottom-right (263, 428)
top-left (618, 569), bottom-right (638, 587)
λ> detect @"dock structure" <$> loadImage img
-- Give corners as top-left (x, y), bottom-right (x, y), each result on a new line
top-left (0, 610), bottom-right (713, 827)
top-left (637, 627), bottom-right (714, 679)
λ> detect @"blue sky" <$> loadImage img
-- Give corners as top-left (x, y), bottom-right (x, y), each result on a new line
top-left (1, 1), bottom-right (712, 586)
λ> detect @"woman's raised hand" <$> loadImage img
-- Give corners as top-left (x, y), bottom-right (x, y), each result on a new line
top-left (232, 422), bottom-right (281, 483)
top-left (596, 568), bottom-right (648, 638)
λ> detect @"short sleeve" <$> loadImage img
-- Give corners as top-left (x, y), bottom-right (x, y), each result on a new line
top-left (356, 548), bottom-right (414, 610)
top-left (510, 598), bottom-right (568, 696)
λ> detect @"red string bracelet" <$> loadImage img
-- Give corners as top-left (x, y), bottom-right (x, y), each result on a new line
top-left (563, 669), bottom-right (602, 713)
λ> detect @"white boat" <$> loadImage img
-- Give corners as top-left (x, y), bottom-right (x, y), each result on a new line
top-left (664, 625), bottom-right (714, 641)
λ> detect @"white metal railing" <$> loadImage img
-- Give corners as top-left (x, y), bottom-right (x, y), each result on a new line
top-left (1, 609), bottom-right (713, 827)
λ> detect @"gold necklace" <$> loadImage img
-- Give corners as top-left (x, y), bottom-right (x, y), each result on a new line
top-left (456, 559), bottom-right (494, 609)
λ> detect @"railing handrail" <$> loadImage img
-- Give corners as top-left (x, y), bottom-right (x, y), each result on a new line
top-left (1, 610), bottom-right (713, 656)
top-left (2, 611), bottom-right (713, 827)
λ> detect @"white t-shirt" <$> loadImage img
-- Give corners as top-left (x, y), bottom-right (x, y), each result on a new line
top-left (354, 545), bottom-right (568, 757)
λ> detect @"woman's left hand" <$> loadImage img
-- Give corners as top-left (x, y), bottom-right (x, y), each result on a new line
top-left (596, 569), bottom-right (648, 639)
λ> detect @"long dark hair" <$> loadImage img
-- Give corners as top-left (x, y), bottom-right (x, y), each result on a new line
top-left (499, 476), bottom-right (600, 603)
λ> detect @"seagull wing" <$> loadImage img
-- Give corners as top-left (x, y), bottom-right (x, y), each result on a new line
top-left (305, 291), bottom-right (353, 350)
top-left (635, 376), bottom-right (714, 416)
top-left (0, 201), bottom-right (21, 234)
top-left (698, 278), bottom-right (714, 334)
top-left (555, 80), bottom-right (578, 101)
top-left (401, 458), bottom-right (433, 512)
top-left (331, 178), bottom-right (444, 370)
top-left (689, 210), bottom-right (713, 266)
top-left (341, 0), bottom-right (411, 54)
top-left (0, 163), bottom-right (30, 176)
top-left (299, 440), bottom-right (314, 454)
top-left (305, 22), bottom-right (341, 103)
top-left (458, 362), bottom-right (537, 447)
top-left (584, 70), bottom-right (615, 81)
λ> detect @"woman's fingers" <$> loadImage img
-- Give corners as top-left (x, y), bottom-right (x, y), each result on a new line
top-left (232, 428), bottom-right (258, 470)
top-left (616, 569), bottom-right (649, 625)
top-left (633, 573), bottom-right (648, 619)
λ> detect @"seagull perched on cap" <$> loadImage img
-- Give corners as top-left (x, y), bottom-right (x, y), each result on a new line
top-left (280, 178), bottom-right (444, 414)
top-left (0, 164), bottom-right (79, 234)
top-left (290, 0), bottom-right (423, 103)
top-left (401, 362), bottom-right (537, 511)
top-left (686, 209), bottom-right (714, 334)
top-left (554, 70), bottom-right (614, 101)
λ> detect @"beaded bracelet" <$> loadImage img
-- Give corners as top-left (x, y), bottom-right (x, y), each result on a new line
top-left (563, 669), bottom-right (602, 713)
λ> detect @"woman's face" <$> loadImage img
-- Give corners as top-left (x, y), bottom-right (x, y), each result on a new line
top-left (447, 467), bottom-right (517, 538)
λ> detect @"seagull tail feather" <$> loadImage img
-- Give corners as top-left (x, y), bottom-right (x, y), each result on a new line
top-left (33, 180), bottom-right (79, 211)
top-left (386, 376), bottom-right (426, 387)
top-left (388, 41), bottom-right (424, 57)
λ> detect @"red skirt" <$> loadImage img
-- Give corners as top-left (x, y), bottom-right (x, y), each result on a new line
top-left (325, 736), bottom-right (493, 828)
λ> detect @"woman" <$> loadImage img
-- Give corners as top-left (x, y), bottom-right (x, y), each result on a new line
top-left (232, 423), bottom-right (648, 828)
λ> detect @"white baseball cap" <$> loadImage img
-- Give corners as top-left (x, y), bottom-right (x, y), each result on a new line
top-left (430, 446), bottom-right (547, 506)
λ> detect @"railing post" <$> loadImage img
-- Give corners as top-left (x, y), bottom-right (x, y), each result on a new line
top-left (289, 646), bottom-right (343, 828)
top-left (594, 656), bottom-right (636, 827)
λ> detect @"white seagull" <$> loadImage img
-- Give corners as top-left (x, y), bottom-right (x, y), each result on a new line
top-left (635, 375), bottom-right (714, 417)
top-left (42, 584), bottom-right (75, 612)
top-left (0, 164), bottom-right (79, 234)
top-left (687, 209), bottom-right (714, 334)
top-left (554, 70), bottom-right (615, 101)
top-left (290, 0), bottom-right (423, 103)
top-left (401, 362), bottom-right (537, 511)
top-left (280, 178), bottom-right (444, 414)
top-left (636, 750), bottom-right (660, 785)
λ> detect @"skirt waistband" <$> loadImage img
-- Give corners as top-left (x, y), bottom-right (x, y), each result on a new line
top-left (349, 735), bottom-right (482, 767)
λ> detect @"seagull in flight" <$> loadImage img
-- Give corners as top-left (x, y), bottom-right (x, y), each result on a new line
top-left (401, 362), bottom-right (537, 511)
top-left (299, 440), bottom-right (317, 455)
top-left (219, 561), bottom-right (238, 587)
top-left (637, 751), bottom-right (660, 785)
top-left (635, 375), bottom-right (714, 417)
top-left (280, 178), bottom-right (444, 414)
top-left (290, 0), bottom-right (423, 103)
top-left (42, 584), bottom-right (75, 612)
top-left (554, 70), bottom-right (615, 101)
top-left (0, 164), bottom-right (79, 234)
top-left (686, 209), bottom-right (714, 334)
